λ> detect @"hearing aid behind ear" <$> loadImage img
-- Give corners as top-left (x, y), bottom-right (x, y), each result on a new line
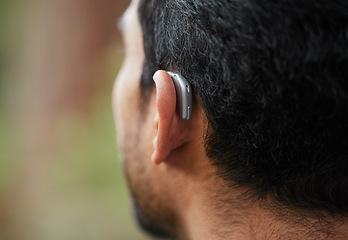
top-left (167, 71), bottom-right (192, 121)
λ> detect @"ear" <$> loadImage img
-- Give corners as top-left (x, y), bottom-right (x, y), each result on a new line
top-left (152, 70), bottom-right (191, 165)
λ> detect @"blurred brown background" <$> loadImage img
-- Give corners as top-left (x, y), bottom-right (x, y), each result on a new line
top-left (0, 0), bottom-right (151, 239)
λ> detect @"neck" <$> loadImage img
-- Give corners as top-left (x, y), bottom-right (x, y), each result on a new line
top-left (178, 178), bottom-right (348, 240)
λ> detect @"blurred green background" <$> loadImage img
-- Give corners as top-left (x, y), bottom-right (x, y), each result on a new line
top-left (0, 0), bottom-right (151, 239)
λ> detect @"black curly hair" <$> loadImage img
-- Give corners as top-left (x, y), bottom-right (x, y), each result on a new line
top-left (138, 0), bottom-right (348, 212)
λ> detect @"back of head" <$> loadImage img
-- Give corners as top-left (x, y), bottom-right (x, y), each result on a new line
top-left (138, 0), bottom-right (348, 214)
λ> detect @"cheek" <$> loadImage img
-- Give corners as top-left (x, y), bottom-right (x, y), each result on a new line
top-left (113, 61), bottom-right (140, 141)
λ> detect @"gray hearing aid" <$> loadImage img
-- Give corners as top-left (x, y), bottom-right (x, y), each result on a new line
top-left (167, 71), bottom-right (193, 121)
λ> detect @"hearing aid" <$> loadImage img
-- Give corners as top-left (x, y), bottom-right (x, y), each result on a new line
top-left (167, 71), bottom-right (193, 121)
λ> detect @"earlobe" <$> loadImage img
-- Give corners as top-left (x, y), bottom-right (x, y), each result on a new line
top-left (151, 70), bottom-right (190, 165)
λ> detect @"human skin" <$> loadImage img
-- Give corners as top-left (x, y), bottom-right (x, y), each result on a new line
top-left (112, 0), bottom-right (220, 238)
top-left (112, 1), bottom-right (348, 239)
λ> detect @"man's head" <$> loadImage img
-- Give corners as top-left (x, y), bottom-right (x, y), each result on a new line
top-left (113, 0), bottom-right (348, 239)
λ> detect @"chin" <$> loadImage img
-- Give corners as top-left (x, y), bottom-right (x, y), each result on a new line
top-left (130, 196), bottom-right (179, 240)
